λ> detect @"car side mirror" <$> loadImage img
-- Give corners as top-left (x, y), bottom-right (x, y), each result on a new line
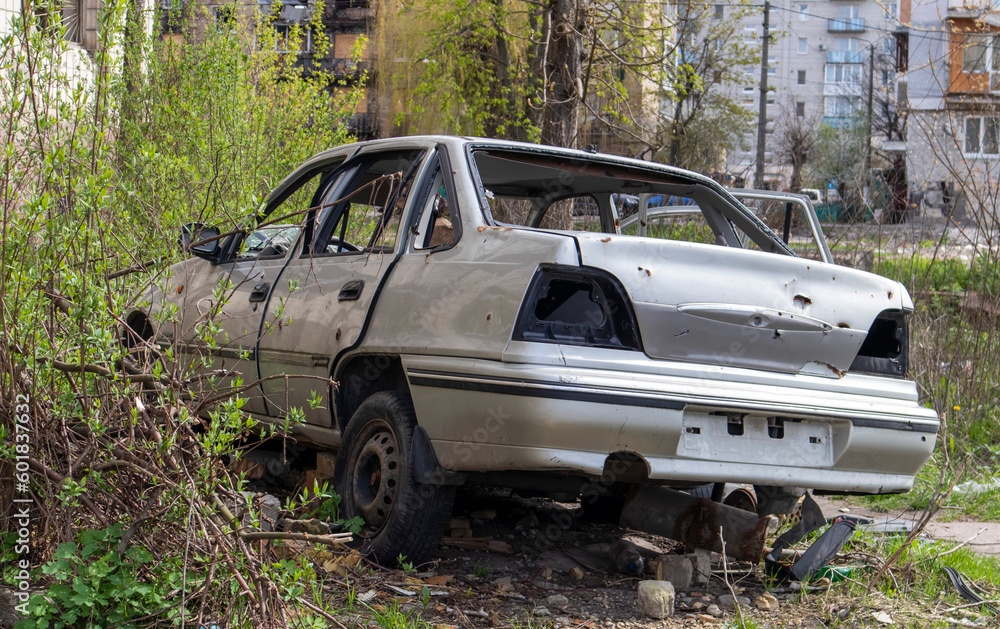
top-left (181, 223), bottom-right (222, 261)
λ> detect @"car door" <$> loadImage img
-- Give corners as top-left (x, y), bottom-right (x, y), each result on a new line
top-left (165, 157), bottom-right (348, 417)
top-left (257, 147), bottom-right (430, 426)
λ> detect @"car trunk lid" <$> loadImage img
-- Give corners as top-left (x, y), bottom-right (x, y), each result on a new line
top-left (574, 234), bottom-right (906, 377)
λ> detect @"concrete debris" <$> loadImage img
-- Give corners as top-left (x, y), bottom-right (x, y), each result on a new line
top-left (569, 567), bottom-right (585, 580)
top-left (259, 493), bottom-right (281, 532)
top-left (706, 604), bottom-right (723, 618)
top-left (687, 549), bottom-right (712, 585)
top-left (636, 580), bottom-right (675, 619)
top-left (754, 592), bottom-right (779, 612)
top-left (532, 607), bottom-right (552, 617)
top-left (654, 555), bottom-right (693, 589)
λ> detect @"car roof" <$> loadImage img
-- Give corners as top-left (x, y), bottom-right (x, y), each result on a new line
top-left (302, 136), bottom-right (725, 191)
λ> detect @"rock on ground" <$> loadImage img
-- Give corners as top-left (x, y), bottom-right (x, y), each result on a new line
top-left (717, 594), bottom-right (751, 609)
top-left (637, 580), bottom-right (675, 619)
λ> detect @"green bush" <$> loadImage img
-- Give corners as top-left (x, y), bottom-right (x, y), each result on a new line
top-left (0, 1), bottom-right (361, 627)
top-left (15, 525), bottom-right (183, 629)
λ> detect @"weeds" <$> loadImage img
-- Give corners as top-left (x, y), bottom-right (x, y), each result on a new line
top-left (0, 1), bottom-right (361, 627)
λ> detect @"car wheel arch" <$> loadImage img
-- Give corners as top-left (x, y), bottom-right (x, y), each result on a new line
top-left (122, 310), bottom-right (155, 349)
top-left (332, 353), bottom-right (409, 434)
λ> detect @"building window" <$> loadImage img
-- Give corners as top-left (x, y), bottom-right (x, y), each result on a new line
top-left (796, 102), bottom-right (806, 117)
top-left (826, 63), bottom-right (862, 83)
top-left (743, 86), bottom-right (755, 94)
top-left (274, 24), bottom-right (312, 54)
top-left (799, 4), bottom-right (808, 21)
top-left (836, 37), bottom-right (859, 53)
top-left (966, 116), bottom-right (1000, 155)
top-left (838, 5), bottom-right (860, 19)
top-left (798, 38), bottom-right (808, 54)
top-left (825, 95), bottom-right (858, 117)
top-left (768, 56), bottom-right (777, 74)
top-left (961, 34), bottom-right (1000, 90)
top-left (715, 4), bottom-right (724, 19)
top-left (214, 4), bottom-right (235, 29)
top-left (798, 69), bottom-right (806, 84)
top-left (885, 1), bottom-right (898, 19)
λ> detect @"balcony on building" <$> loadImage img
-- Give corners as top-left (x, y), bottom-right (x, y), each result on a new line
top-left (823, 116), bottom-right (859, 127)
top-left (828, 17), bottom-right (865, 32)
top-left (827, 50), bottom-right (865, 63)
top-left (948, 0), bottom-right (1000, 16)
top-left (325, 0), bottom-right (371, 23)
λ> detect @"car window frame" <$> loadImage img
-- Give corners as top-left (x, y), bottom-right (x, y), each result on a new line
top-left (215, 154), bottom-right (351, 263)
top-left (406, 146), bottom-right (463, 253)
top-left (308, 149), bottom-right (428, 259)
top-left (465, 142), bottom-right (794, 256)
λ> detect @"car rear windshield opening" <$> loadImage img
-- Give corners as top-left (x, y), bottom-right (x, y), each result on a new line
top-left (473, 150), bottom-right (693, 230)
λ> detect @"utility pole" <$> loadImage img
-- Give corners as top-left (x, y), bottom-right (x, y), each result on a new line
top-left (863, 42), bottom-right (875, 204)
top-left (754, 0), bottom-right (771, 189)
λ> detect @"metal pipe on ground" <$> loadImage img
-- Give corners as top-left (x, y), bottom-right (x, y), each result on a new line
top-left (619, 485), bottom-right (769, 563)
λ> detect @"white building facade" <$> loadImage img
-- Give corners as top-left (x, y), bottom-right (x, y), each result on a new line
top-left (723, 0), bottom-right (905, 186)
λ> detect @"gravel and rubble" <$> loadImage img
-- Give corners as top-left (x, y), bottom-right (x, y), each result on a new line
top-left (312, 487), bottom-right (858, 628)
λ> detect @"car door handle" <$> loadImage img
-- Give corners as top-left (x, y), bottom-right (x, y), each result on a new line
top-left (338, 279), bottom-right (365, 301)
top-left (249, 282), bottom-right (270, 303)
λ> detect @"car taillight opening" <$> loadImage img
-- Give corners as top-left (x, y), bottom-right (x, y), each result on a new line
top-left (514, 265), bottom-right (641, 350)
top-left (849, 310), bottom-right (908, 377)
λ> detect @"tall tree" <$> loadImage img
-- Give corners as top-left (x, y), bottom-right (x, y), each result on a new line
top-left (774, 99), bottom-right (820, 193)
top-left (660, 0), bottom-right (759, 168)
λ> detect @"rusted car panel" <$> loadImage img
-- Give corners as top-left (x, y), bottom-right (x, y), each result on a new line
top-left (129, 135), bottom-right (938, 564)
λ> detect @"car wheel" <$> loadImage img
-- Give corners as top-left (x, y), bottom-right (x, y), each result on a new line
top-left (334, 391), bottom-right (455, 566)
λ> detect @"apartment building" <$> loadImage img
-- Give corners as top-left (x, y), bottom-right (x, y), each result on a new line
top-left (903, 0), bottom-right (1000, 223)
top-left (164, 0), bottom-right (375, 138)
top-left (1, 0), bottom-right (102, 83)
top-left (724, 0), bottom-right (904, 187)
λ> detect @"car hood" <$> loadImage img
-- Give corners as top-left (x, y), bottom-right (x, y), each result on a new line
top-left (574, 233), bottom-right (908, 377)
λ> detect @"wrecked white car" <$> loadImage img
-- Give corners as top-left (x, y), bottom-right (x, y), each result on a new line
top-left (126, 136), bottom-right (938, 564)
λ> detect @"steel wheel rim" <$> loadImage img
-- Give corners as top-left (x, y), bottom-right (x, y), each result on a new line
top-left (351, 419), bottom-right (403, 532)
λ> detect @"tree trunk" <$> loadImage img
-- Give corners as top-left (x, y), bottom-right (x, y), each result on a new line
top-left (540, 0), bottom-right (582, 149)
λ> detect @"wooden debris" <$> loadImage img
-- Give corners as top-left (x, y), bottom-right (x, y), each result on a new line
top-left (231, 458), bottom-right (264, 479)
top-left (441, 537), bottom-right (515, 554)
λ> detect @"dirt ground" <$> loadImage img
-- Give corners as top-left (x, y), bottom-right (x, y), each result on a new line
top-left (325, 487), bottom-right (893, 629)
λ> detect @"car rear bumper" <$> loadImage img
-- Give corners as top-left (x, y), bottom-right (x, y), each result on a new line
top-left (402, 345), bottom-right (938, 494)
